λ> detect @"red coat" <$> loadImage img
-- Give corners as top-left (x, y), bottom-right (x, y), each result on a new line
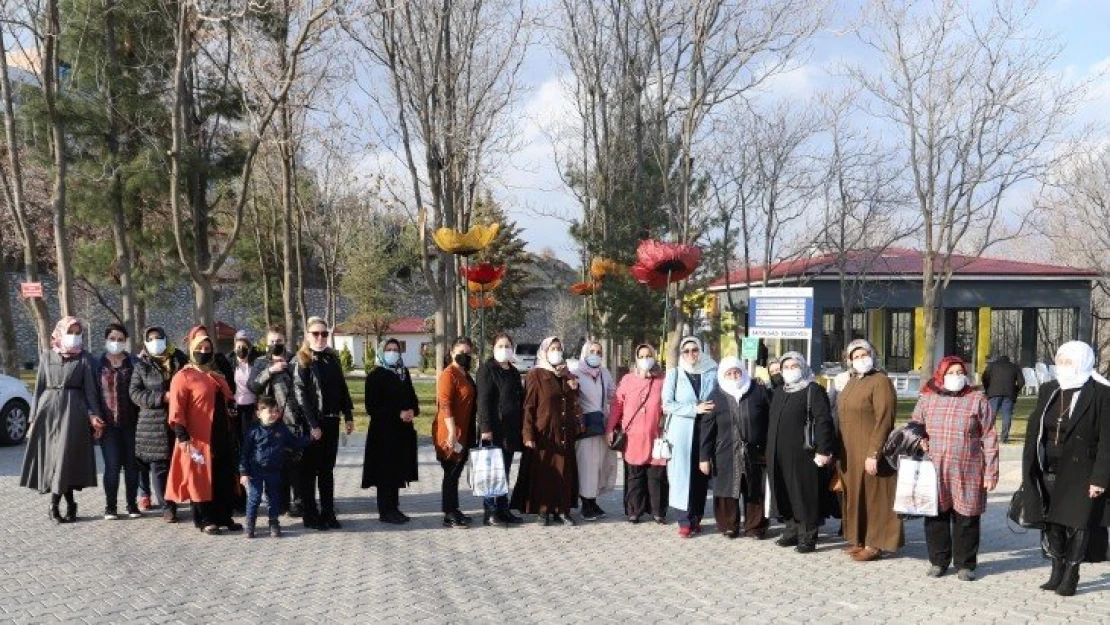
top-left (607, 372), bottom-right (666, 467)
top-left (165, 366), bottom-right (234, 503)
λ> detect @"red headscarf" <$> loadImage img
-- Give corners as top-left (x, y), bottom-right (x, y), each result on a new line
top-left (922, 355), bottom-right (974, 396)
top-left (184, 324), bottom-right (209, 347)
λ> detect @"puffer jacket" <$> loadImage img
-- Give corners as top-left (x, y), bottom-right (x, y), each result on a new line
top-left (239, 420), bottom-right (309, 477)
top-left (247, 353), bottom-right (306, 430)
top-left (129, 349), bottom-right (187, 462)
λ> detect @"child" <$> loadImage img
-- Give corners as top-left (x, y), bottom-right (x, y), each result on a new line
top-left (239, 396), bottom-right (308, 537)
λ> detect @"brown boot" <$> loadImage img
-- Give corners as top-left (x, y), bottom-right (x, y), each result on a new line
top-left (851, 546), bottom-right (882, 562)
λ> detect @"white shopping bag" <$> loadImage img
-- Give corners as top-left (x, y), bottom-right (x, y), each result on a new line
top-left (469, 445), bottom-right (509, 498)
top-left (892, 455), bottom-right (939, 517)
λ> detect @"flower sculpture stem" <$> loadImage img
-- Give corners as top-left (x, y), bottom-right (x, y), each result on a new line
top-left (661, 267), bottom-right (673, 355)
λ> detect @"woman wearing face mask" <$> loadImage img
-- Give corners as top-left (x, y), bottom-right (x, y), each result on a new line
top-left (574, 340), bottom-right (617, 521)
top-left (700, 356), bottom-right (772, 540)
top-left (767, 360), bottom-right (785, 391)
top-left (165, 335), bottom-right (241, 534)
top-left (362, 338), bottom-right (420, 525)
top-left (837, 338), bottom-right (902, 561)
top-left (608, 344), bottom-right (668, 524)
top-left (247, 325), bottom-right (306, 516)
top-left (433, 336), bottom-right (478, 528)
top-left (511, 336), bottom-right (583, 526)
top-left (184, 325), bottom-right (235, 389)
top-left (93, 323), bottom-right (141, 520)
top-left (663, 336), bottom-right (718, 537)
top-left (130, 326), bottom-right (188, 522)
top-left (910, 356), bottom-right (998, 581)
top-left (1020, 341), bottom-right (1110, 597)
top-left (20, 317), bottom-right (104, 523)
top-left (476, 333), bottom-right (525, 526)
top-left (231, 331), bottom-right (258, 442)
top-left (767, 352), bottom-right (835, 553)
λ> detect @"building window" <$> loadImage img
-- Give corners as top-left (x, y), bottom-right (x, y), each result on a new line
top-left (949, 309), bottom-right (978, 369)
top-left (1037, 308), bottom-right (1077, 363)
top-left (989, 309), bottom-right (1022, 363)
top-left (397, 340), bottom-right (407, 352)
top-left (886, 309), bottom-right (914, 372)
top-left (821, 308), bottom-right (867, 365)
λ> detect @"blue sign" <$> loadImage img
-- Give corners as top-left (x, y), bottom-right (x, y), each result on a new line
top-left (747, 287), bottom-right (814, 339)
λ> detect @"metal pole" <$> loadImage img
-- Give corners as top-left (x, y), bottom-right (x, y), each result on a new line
top-left (661, 268), bottom-right (673, 358)
top-left (479, 298), bottom-right (486, 360)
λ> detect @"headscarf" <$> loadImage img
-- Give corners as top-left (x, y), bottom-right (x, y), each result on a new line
top-left (632, 343), bottom-right (662, 378)
top-left (678, 336), bottom-right (717, 375)
top-left (186, 335), bottom-right (215, 372)
top-left (845, 338), bottom-right (882, 377)
top-left (51, 316), bottom-right (85, 357)
top-left (184, 324), bottom-right (209, 348)
top-left (1055, 341), bottom-right (1110, 390)
top-left (375, 338), bottom-right (407, 379)
top-left (779, 351), bottom-right (815, 393)
top-left (716, 356), bottom-right (751, 401)
top-left (578, 340), bottom-right (604, 379)
top-left (144, 325), bottom-right (180, 377)
top-left (536, 336), bottom-right (565, 374)
top-left (922, 355), bottom-right (974, 396)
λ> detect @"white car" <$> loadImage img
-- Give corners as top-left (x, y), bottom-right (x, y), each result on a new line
top-left (0, 373), bottom-right (33, 445)
top-left (513, 343), bottom-right (539, 373)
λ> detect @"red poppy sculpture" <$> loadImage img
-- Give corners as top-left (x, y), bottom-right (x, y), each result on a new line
top-left (630, 239), bottom-right (702, 351)
top-left (460, 263), bottom-right (506, 355)
top-left (461, 262), bottom-right (506, 288)
top-left (468, 294), bottom-right (497, 309)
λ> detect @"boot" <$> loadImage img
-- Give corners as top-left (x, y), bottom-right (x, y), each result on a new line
top-left (1039, 559), bottom-right (1065, 591)
top-left (1055, 562), bottom-right (1080, 597)
top-left (269, 521), bottom-right (282, 538)
top-left (49, 502), bottom-right (64, 524)
top-left (580, 498), bottom-right (597, 521)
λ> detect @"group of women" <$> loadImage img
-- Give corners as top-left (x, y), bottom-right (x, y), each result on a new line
top-left (17, 315), bottom-right (1110, 597)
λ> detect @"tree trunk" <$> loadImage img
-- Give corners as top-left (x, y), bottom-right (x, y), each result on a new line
top-left (193, 278), bottom-right (215, 332)
top-left (921, 279), bottom-right (938, 377)
top-left (42, 0), bottom-right (75, 316)
top-left (280, 103), bottom-right (296, 338)
top-left (294, 206), bottom-right (307, 327)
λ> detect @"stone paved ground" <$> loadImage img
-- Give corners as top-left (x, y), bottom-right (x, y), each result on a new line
top-left (1, 440), bottom-right (1108, 624)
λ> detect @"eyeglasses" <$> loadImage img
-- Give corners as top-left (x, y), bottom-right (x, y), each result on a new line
top-left (682, 348), bottom-right (700, 354)
top-left (310, 331), bottom-right (330, 338)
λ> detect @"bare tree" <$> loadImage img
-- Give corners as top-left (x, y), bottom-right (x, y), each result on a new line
top-left (851, 0), bottom-right (1087, 374)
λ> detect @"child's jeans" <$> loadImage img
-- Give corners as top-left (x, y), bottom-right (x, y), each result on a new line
top-left (246, 470), bottom-right (283, 527)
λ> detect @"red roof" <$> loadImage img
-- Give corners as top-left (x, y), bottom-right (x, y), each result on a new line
top-left (710, 247), bottom-right (1098, 288)
top-left (387, 317), bottom-right (429, 334)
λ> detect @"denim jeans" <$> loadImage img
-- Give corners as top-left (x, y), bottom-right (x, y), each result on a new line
top-left (100, 426), bottom-right (139, 512)
top-left (137, 458), bottom-right (171, 510)
top-left (246, 471), bottom-right (284, 527)
top-left (990, 396), bottom-right (1015, 442)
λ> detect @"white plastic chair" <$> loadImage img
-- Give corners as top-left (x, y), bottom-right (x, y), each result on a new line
top-left (1047, 365), bottom-right (1057, 380)
top-left (1022, 368), bottom-right (1039, 396)
top-left (1035, 362), bottom-right (1051, 385)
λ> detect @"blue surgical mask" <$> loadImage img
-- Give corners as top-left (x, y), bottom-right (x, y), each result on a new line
top-left (383, 351), bottom-right (401, 366)
top-left (585, 354), bottom-right (602, 368)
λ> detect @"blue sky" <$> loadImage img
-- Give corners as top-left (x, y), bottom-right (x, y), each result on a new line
top-left (486, 0), bottom-right (1110, 266)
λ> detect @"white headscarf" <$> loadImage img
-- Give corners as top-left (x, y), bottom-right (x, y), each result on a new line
top-left (780, 351), bottom-right (815, 393)
top-left (536, 336), bottom-right (565, 374)
top-left (678, 336), bottom-right (717, 375)
top-left (578, 340), bottom-right (604, 379)
top-left (716, 356), bottom-right (751, 401)
top-left (1055, 341), bottom-right (1109, 390)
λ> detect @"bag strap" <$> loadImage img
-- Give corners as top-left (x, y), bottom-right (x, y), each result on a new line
top-left (622, 378), bottom-right (654, 431)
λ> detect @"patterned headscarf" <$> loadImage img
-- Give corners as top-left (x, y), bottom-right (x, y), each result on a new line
top-left (375, 338), bottom-right (408, 379)
top-left (578, 340), bottom-right (604, 379)
top-left (536, 336), bottom-right (565, 374)
top-left (845, 338), bottom-right (883, 377)
top-left (922, 355), bottom-right (973, 396)
top-left (51, 316), bottom-right (85, 357)
top-left (779, 351), bottom-right (815, 393)
top-left (678, 336), bottom-right (717, 375)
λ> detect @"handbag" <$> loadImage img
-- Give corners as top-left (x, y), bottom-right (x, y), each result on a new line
top-left (1007, 483), bottom-right (1044, 531)
top-left (802, 386), bottom-right (816, 451)
top-left (468, 443), bottom-right (509, 497)
top-left (610, 379), bottom-right (654, 452)
top-left (651, 434), bottom-right (673, 461)
top-left (892, 455), bottom-right (939, 517)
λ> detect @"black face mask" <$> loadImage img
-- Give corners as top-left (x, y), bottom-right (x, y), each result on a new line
top-left (453, 353), bottom-right (472, 369)
top-left (193, 352), bottom-right (214, 366)
top-left (235, 346), bottom-right (249, 358)
top-left (770, 374), bottom-right (784, 388)
top-left (270, 343), bottom-right (285, 356)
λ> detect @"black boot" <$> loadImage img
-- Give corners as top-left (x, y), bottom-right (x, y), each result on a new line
top-left (1039, 559), bottom-right (1065, 591)
top-left (1055, 562), bottom-right (1080, 597)
top-left (49, 502), bottom-right (64, 524)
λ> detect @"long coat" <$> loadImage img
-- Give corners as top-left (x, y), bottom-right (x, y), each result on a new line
top-left (700, 385), bottom-right (770, 499)
top-left (165, 367), bottom-right (234, 503)
top-left (837, 370), bottom-right (904, 551)
top-left (607, 372), bottom-right (666, 467)
top-left (476, 359), bottom-right (524, 453)
top-left (361, 367), bottom-right (419, 489)
top-left (129, 350), bottom-right (187, 463)
top-left (767, 384), bottom-right (836, 525)
top-left (1021, 379), bottom-right (1110, 529)
top-left (662, 367), bottom-right (717, 511)
top-left (510, 368), bottom-right (581, 513)
top-left (19, 351), bottom-right (101, 494)
top-left (432, 365), bottom-right (476, 462)
top-left (910, 389), bottom-right (998, 517)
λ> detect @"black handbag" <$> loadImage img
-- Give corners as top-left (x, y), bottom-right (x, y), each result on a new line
top-left (610, 379), bottom-right (654, 452)
top-left (1007, 483), bottom-right (1044, 530)
top-left (802, 386), bottom-right (816, 451)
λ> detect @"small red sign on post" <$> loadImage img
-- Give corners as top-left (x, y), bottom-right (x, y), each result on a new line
top-left (20, 282), bottom-right (43, 299)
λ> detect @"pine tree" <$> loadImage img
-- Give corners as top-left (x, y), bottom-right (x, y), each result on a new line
top-left (471, 193), bottom-right (537, 344)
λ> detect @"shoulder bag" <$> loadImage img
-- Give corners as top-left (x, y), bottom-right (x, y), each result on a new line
top-left (651, 370), bottom-right (681, 461)
top-left (609, 378), bottom-right (654, 452)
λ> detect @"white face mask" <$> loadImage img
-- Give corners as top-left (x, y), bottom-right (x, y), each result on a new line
top-left (547, 350), bottom-right (564, 366)
top-left (494, 347), bottom-right (512, 364)
top-left (1055, 365), bottom-right (1090, 390)
top-left (61, 334), bottom-right (83, 350)
top-left (852, 356), bottom-right (874, 375)
top-left (636, 357), bottom-right (656, 372)
top-left (782, 368), bottom-right (804, 385)
top-left (382, 351), bottom-right (401, 366)
top-left (943, 374), bottom-right (967, 393)
top-left (145, 338), bottom-right (166, 356)
top-left (585, 354), bottom-right (602, 368)
top-left (310, 344), bottom-right (327, 353)
top-left (105, 340), bottom-right (125, 356)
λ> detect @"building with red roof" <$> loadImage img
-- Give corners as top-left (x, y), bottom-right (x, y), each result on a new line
top-left (332, 316), bottom-right (432, 370)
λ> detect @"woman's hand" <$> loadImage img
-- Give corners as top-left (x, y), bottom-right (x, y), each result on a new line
top-left (699, 461), bottom-right (711, 475)
top-left (920, 440), bottom-right (929, 453)
top-left (696, 401), bottom-right (715, 414)
top-left (524, 440), bottom-right (535, 449)
top-left (480, 432), bottom-right (493, 442)
top-left (813, 454), bottom-right (831, 467)
top-left (310, 427), bottom-right (322, 441)
top-left (344, 421), bottom-right (354, 435)
top-left (567, 377), bottom-right (579, 390)
top-left (985, 476), bottom-right (998, 492)
top-left (864, 457), bottom-right (878, 476)
top-left (1090, 485), bottom-right (1106, 499)
top-left (400, 409), bottom-right (415, 423)
top-left (239, 475), bottom-right (249, 489)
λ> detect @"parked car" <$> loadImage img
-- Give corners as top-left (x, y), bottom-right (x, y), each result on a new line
top-left (513, 343), bottom-right (539, 373)
top-left (0, 373), bottom-right (32, 445)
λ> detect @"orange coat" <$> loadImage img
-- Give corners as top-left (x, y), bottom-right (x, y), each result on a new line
top-left (165, 366), bottom-right (234, 503)
top-left (432, 365), bottom-right (476, 462)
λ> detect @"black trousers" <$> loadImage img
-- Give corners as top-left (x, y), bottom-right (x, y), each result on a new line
top-left (440, 458), bottom-right (467, 514)
top-left (1043, 522), bottom-right (1090, 564)
top-left (924, 509), bottom-right (981, 570)
top-left (782, 518), bottom-right (819, 544)
top-left (681, 433), bottom-right (709, 527)
top-left (282, 456), bottom-right (305, 512)
top-left (301, 417), bottom-right (341, 519)
top-left (378, 484), bottom-right (400, 516)
top-left (626, 464), bottom-right (668, 518)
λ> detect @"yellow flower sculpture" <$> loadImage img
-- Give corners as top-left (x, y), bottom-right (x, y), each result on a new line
top-left (432, 223), bottom-right (500, 256)
top-left (589, 257), bottom-right (626, 282)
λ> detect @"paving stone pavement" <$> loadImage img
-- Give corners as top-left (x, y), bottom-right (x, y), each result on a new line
top-left (1, 439), bottom-right (1108, 624)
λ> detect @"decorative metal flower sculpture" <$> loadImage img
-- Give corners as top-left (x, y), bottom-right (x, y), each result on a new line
top-left (630, 239), bottom-right (702, 352)
top-left (569, 281), bottom-right (600, 296)
top-left (589, 258), bottom-right (625, 282)
top-left (462, 263), bottom-right (506, 291)
top-left (468, 294), bottom-right (497, 309)
top-left (432, 223), bottom-right (500, 256)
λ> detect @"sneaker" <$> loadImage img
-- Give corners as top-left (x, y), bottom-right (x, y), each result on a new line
top-left (483, 512), bottom-right (508, 528)
top-left (138, 496), bottom-right (152, 511)
top-left (593, 503), bottom-right (607, 517)
top-left (957, 569), bottom-right (976, 582)
top-left (103, 509), bottom-right (120, 521)
top-left (323, 517), bottom-right (342, 530)
top-left (652, 516), bottom-right (667, 525)
top-left (678, 526), bottom-right (693, 538)
top-left (580, 505), bottom-right (598, 522)
top-left (269, 522), bottom-right (282, 538)
top-left (126, 507), bottom-right (142, 519)
top-left (245, 526), bottom-right (256, 539)
top-left (795, 543), bottom-right (816, 554)
top-left (563, 513), bottom-right (579, 527)
top-left (443, 515), bottom-right (469, 529)
top-left (926, 565), bottom-right (947, 578)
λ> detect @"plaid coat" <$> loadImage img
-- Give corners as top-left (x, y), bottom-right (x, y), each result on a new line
top-left (910, 389), bottom-right (999, 516)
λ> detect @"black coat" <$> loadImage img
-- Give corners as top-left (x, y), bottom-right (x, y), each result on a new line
top-left (766, 383), bottom-right (836, 524)
top-left (699, 385), bottom-right (770, 499)
top-left (361, 367), bottom-right (419, 489)
top-left (129, 350), bottom-right (187, 463)
top-left (247, 354), bottom-right (306, 430)
top-left (292, 350), bottom-right (353, 428)
top-left (983, 357), bottom-right (1024, 400)
top-left (1021, 379), bottom-right (1110, 529)
top-left (476, 359), bottom-right (525, 453)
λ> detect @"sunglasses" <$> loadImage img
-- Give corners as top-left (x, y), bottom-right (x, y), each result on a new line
top-left (310, 331), bottom-right (330, 338)
top-left (682, 348), bottom-right (700, 354)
